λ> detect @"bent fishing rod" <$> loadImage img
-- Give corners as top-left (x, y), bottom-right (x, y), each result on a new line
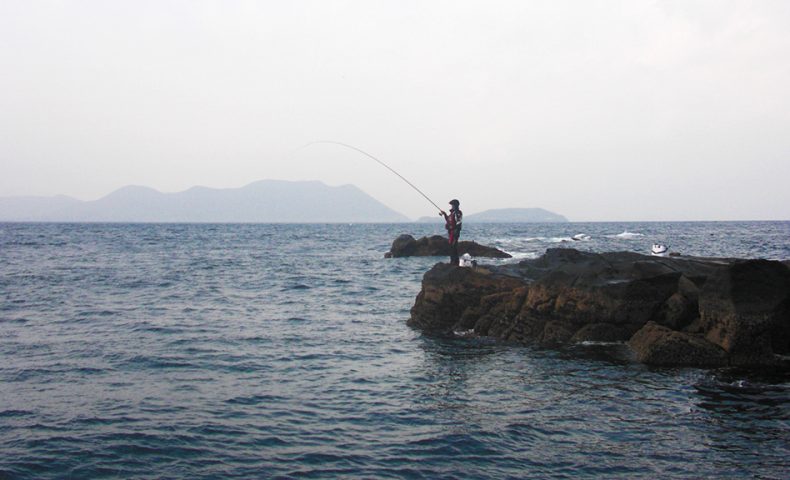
top-left (299, 140), bottom-right (444, 214)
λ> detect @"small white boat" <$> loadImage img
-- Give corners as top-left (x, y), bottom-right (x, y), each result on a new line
top-left (651, 244), bottom-right (669, 256)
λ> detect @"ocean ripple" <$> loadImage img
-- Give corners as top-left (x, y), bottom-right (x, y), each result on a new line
top-left (0, 222), bottom-right (788, 479)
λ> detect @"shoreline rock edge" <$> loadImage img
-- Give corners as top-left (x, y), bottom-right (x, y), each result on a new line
top-left (407, 248), bottom-right (790, 368)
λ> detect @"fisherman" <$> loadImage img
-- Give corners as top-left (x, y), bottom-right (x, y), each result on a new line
top-left (440, 199), bottom-right (463, 265)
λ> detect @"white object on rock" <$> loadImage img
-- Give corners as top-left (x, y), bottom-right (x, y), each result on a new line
top-left (651, 244), bottom-right (669, 256)
top-left (460, 253), bottom-right (475, 267)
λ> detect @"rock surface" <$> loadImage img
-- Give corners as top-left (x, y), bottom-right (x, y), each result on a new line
top-left (408, 248), bottom-right (790, 368)
top-left (385, 234), bottom-right (511, 259)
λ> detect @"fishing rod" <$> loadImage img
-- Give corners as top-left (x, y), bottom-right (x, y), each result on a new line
top-left (299, 140), bottom-right (444, 213)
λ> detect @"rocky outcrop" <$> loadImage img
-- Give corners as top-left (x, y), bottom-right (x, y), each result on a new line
top-left (628, 322), bottom-right (728, 366)
top-left (408, 248), bottom-right (790, 368)
top-left (385, 234), bottom-right (511, 259)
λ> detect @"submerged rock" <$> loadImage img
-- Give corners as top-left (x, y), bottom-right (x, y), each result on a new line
top-left (385, 234), bottom-right (511, 259)
top-left (408, 248), bottom-right (790, 368)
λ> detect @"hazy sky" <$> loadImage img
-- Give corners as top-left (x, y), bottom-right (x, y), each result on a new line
top-left (1, 1), bottom-right (789, 221)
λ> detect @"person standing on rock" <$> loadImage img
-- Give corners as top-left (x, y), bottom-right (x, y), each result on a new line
top-left (440, 199), bottom-right (463, 265)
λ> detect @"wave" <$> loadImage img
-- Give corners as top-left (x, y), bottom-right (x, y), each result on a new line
top-left (510, 236), bottom-right (575, 243)
top-left (506, 251), bottom-right (540, 260)
top-left (613, 231), bottom-right (644, 239)
top-left (529, 236), bottom-right (591, 243)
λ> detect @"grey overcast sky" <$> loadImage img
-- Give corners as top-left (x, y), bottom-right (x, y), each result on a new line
top-left (1, 1), bottom-right (789, 221)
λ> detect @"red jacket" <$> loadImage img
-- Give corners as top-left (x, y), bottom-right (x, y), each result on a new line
top-left (444, 208), bottom-right (463, 243)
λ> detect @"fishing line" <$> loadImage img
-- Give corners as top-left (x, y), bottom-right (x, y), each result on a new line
top-left (299, 140), bottom-right (443, 213)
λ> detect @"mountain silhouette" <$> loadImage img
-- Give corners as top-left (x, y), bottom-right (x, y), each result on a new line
top-left (418, 207), bottom-right (568, 223)
top-left (0, 180), bottom-right (410, 223)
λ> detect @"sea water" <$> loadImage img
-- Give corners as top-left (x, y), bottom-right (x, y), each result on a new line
top-left (1, 222), bottom-right (788, 479)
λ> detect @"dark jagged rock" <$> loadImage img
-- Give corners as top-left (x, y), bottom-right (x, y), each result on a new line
top-left (628, 322), bottom-right (727, 366)
top-left (385, 234), bottom-right (511, 259)
top-left (408, 248), bottom-right (790, 368)
top-left (696, 259), bottom-right (790, 365)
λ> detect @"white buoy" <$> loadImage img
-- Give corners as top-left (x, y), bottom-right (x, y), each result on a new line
top-left (651, 244), bottom-right (669, 256)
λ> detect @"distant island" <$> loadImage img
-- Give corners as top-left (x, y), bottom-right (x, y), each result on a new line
top-left (418, 207), bottom-right (568, 223)
top-left (0, 180), bottom-right (410, 223)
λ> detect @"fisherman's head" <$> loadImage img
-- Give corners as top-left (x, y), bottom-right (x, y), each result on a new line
top-left (449, 199), bottom-right (460, 209)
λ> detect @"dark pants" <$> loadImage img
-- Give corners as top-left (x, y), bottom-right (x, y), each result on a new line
top-left (449, 228), bottom-right (460, 265)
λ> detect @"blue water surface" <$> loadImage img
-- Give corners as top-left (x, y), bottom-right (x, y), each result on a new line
top-left (1, 221), bottom-right (789, 479)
